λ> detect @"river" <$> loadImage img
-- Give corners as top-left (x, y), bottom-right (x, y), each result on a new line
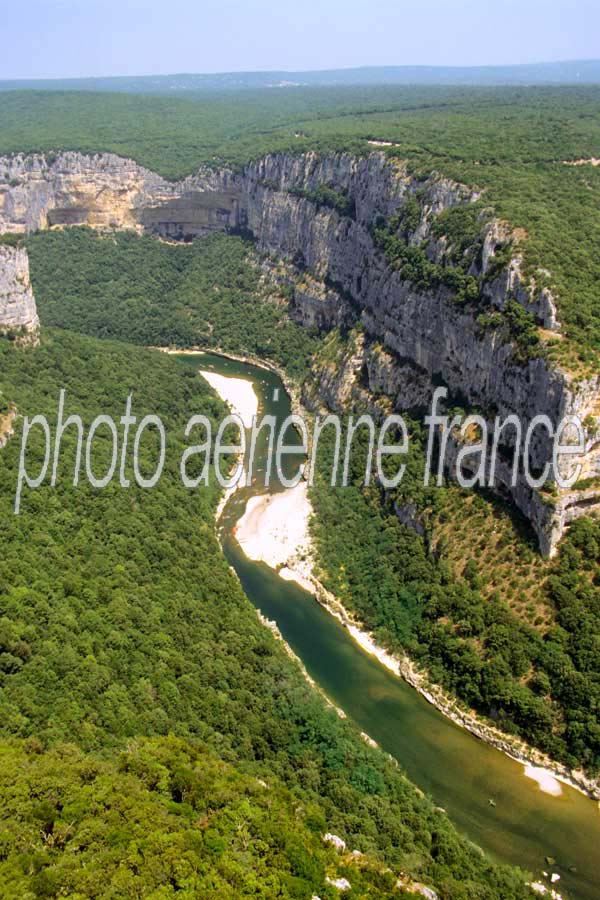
top-left (176, 351), bottom-right (600, 900)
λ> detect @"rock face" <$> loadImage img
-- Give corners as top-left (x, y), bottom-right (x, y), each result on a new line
top-left (0, 407), bottom-right (16, 450)
top-left (0, 148), bottom-right (598, 552)
top-left (0, 152), bottom-right (242, 239)
top-left (236, 152), bottom-right (600, 555)
top-left (0, 244), bottom-right (39, 340)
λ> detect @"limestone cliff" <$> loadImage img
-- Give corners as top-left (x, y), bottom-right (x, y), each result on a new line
top-left (0, 244), bottom-right (39, 341)
top-left (0, 148), bottom-right (598, 552)
top-left (0, 152), bottom-right (241, 239)
top-left (237, 152), bottom-right (600, 555)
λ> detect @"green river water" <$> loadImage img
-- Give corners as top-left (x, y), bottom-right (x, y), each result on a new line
top-left (176, 351), bottom-right (600, 900)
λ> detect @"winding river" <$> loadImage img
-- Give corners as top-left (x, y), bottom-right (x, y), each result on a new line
top-left (176, 351), bottom-right (600, 900)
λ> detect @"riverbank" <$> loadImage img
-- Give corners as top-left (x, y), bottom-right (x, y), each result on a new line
top-left (231, 457), bottom-right (600, 800)
top-left (187, 357), bottom-right (354, 729)
top-left (167, 356), bottom-right (260, 519)
top-left (288, 549), bottom-right (600, 800)
top-left (199, 368), bottom-right (257, 519)
top-left (199, 370), bottom-right (258, 431)
top-left (152, 345), bottom-right (304, 418)
top-left (156, 345), bottom-right (600, 800)
top-left (284, 544), bottom-right (599, 799)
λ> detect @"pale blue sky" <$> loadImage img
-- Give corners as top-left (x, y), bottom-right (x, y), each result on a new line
top-left (2, 0), bottom-right (598, 80)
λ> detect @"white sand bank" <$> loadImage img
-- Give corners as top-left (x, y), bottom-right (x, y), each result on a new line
top-left (523, 765), bottom-right (563, 797)
top-left (235, 481), bottom-right (312, 568)
top-left (199, 371), bottom-right (258, 430)
top-left (196, 370), bottom-right (258, 520)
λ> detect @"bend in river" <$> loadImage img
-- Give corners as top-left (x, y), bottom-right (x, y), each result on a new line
top-left (175, 351), bottom-right (600, 900)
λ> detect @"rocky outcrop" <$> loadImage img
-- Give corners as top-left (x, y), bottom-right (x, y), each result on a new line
top-left (0, 244), bottom-right (39, 341)
top-left (479, 220), bottom-right (560, 331)
top-left (0, 152), bottom-right (242, 239)
top-left (0, 148), bottom-right (598, 552)
top-left (0, 407), bottom-right (16, 450)
top-left (236, 153), bottom-right (600, 554)
top-left (302, 323), bottom-right (600, 556)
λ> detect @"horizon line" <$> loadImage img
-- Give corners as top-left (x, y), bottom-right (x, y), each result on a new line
top-left (1, 58), bottom-right (599, 85)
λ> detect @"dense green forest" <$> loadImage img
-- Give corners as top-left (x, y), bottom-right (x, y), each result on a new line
top-left (0, 330), bottom-right (534, 896)
top-left (2, 85), bottom-right (600, 365)
top-left (0, 86), bottom-right (456, 177)
top-left (0, 735), bottom-right (417, 899)
top-left (23, 224), bottom-right (600, 773)
top-left (26, 228), bottom-right (319, 380)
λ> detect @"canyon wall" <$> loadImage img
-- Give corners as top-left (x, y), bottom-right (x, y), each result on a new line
top-left (0, 244), bottom-right (39, 340)
top-left (238, 153), bottom-right (600, 555)
top-left (0, 149), bottom-right (598, 552)
top-left (0, 152), bottom-right (242, 239)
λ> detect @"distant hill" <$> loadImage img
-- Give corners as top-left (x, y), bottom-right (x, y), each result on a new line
top-left (1, 59), bottom-right (600, 93)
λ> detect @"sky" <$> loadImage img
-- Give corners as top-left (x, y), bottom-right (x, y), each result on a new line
top-left (1, 0), bottom-right (598, 80)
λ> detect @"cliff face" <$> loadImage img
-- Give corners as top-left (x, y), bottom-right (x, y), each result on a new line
top-left (237, 153), bottom-right (600, 554)
top-left (0, 152), bottom-right (242, 239)
top-left (242, 153), bottom-right (566, 426)
top-left (243, 152), bottom-right (560, 325)
top-left (0, 148), bottom-right (598, 552)
top-left (0, 245), bottom-right (39, 341)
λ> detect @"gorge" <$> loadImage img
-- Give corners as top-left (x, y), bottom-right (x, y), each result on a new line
top-left (192, 349), bottom-right (600, 900)
top-left (2, 142), bottom-right (600, 898)
top-left (1, 148), bottom-right (599, 554)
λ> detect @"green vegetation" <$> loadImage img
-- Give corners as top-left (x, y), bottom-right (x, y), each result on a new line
top-left (308, 372), bottom-right (600, 772)
top-left (0, 86), bottom-right (467, 178)
top-left (26, 227), bottom-right (320, 380)
top-left (289, 185), bottom-right (356, 217)
top-left (0, 736), bottom-right (410, 899)
top-left (371, 217), bottom-right (481, 308)
top-left (3, 84), bottom-right (599, 365)
top-left (430, 203), bottom-right (486, 266)
top-left (501, 299), bottom-right (543, 364)
top-left (0, 232), bottom-right (25, 248)
top-left (0, 328), bottom-right (532, 897)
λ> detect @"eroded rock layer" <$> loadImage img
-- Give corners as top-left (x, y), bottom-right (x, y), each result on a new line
top-left (0, 152), bottom-right (241, 238)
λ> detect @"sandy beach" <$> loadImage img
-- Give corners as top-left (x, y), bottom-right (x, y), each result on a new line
top-left (235, 481), bottom-right (312, 568)
top-left (196, 368), bottom-right (258, 518)
top-left (199, 370), bottom-right (258, 430)
top-left (152, 347), bottom-right (260, 430)
top-left (524, 765), bottom-right (563, 797)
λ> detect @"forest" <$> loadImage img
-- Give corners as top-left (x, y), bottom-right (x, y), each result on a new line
top-left (23, 225), bottom-right (600, 774)
top-left (26, 227), bottom-right (319, 381)
top-left (2, 84), bottom-right (600, 366)
top-left (0, 328), bottom-right (533, 897)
